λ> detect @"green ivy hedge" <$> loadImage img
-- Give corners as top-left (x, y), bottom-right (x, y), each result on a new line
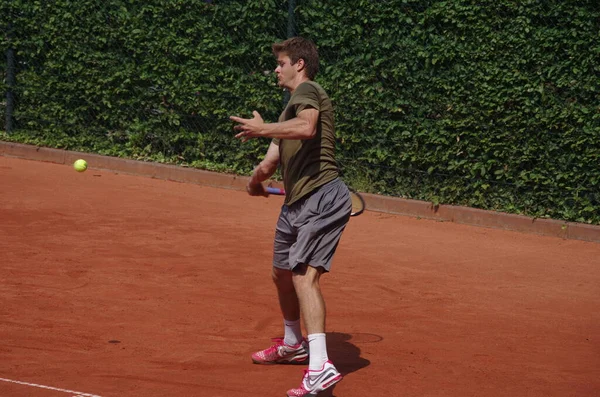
top-left (2, 0), bottom-right (287, 172)
top-left (2, 0), bottom-right (599, 224)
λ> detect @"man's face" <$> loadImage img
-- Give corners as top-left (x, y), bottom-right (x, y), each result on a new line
top-left (275, 53), bottom-right (296, 89)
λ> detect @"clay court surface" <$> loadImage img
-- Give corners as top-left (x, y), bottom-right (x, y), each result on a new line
top-left (1, 155), bottom-right (599, 397)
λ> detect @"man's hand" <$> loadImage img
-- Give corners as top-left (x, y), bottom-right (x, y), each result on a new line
top-left (231, 111), bottom-right (265, 142)
top-left (246, 181), bottom-right (268, 197)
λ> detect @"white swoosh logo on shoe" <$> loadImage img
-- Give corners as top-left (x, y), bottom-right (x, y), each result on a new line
top-left (305, 368), bottom-right (339, 389)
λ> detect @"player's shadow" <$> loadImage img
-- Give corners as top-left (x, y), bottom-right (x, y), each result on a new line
top-left (321, 331), bottom-right (377, 397)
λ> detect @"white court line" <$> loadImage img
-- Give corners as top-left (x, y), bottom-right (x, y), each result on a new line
top-left (0, 377), bottom-right (102, 396)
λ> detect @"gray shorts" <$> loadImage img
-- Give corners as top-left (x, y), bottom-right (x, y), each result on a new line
top-left (273, 178), bottom-right (352, 272)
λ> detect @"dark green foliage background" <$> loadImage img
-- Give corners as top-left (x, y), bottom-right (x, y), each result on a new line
top-left (2, 0), bottom-right (599, 223)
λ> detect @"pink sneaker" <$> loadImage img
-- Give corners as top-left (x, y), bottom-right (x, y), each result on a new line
top-left (286, 360), bottom-right (342, 397)
top-left (251, 337), bottom-right (309, 365)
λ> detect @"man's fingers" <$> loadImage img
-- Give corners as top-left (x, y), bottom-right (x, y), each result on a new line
top-left (246, 182), bottom-right (266, 196)
top-left (230, 115), bottom-right (247, 124)
top-left (235, 131), bottom-right (253, 142)
top-left (252, 110), bottom-right (264, 122)
top-left (231, 113), bottom-right (260, 142)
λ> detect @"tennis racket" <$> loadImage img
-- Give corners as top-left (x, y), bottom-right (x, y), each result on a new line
top-left (265, 186), bottom-right (366, 217)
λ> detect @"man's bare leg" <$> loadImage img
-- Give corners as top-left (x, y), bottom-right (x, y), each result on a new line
top-left (273, 267), bottom-right (303, 346)
top-left (292, 265), bottom-right (329, 370)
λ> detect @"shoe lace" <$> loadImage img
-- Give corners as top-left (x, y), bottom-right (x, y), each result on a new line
top-left (261, 337), bottom-right (286, 356)
top-left (297, 369), bottom-right (311, 391)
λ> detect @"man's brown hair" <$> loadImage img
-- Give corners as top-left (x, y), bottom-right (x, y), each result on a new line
top-left (272, 37), bottom-right (319, 80)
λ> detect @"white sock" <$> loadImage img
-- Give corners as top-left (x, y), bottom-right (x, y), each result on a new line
top-left (307, 333), bottom-right (329, 370)
top-left (283, 319), bottom-right (302, 346)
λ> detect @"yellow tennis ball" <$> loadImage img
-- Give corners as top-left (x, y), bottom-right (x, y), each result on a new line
top-left (73, 159), bottom-right (87, 172)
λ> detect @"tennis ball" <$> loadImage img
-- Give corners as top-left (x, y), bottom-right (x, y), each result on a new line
top-left (73, 159), bottom-right (87, 172)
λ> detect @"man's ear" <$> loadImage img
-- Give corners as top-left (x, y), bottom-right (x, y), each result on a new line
top-left (295, 58), bottom-right (306, 73)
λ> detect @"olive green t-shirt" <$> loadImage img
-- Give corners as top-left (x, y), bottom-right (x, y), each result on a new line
top-left (273, 81), bottom-right (338, 206)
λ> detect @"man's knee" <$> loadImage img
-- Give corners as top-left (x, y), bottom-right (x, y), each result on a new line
top-left (291, 264), bottom-right (323, 290)
top-left (272, 267), bottom-right (294, 291)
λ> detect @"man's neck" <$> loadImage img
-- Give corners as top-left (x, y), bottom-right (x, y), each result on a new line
top-left (288, 76), bottom-right (311, 94)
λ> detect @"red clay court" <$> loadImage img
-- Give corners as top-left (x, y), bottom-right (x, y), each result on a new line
top-left (1, 155), bottom-right (599, 397)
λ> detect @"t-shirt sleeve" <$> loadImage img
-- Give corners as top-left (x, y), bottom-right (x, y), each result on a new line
top-left (294, 83), bottom-right (320, 114)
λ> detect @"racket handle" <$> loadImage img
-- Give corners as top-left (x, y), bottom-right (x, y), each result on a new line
top-left (266, 186), bottom-right (286, 195)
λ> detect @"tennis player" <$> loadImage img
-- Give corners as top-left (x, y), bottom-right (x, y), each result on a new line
top-left (230, 36), bottom-right (352, 396)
